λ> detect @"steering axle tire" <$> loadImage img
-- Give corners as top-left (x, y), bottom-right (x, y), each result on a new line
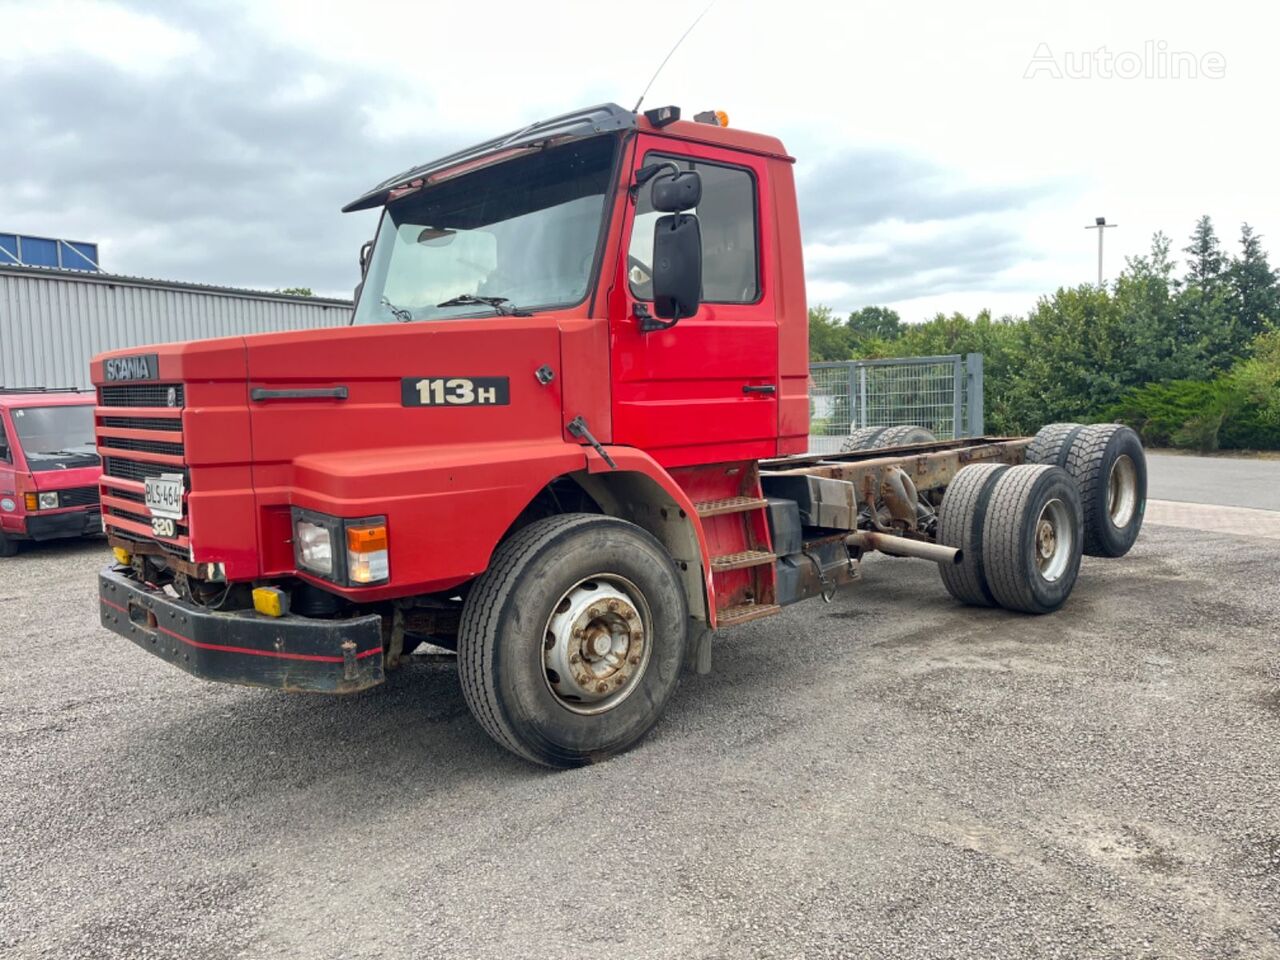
top-left (457, 513), bottom-right (688, 768)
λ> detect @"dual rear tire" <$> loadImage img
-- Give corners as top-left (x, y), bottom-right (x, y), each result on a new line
top-left (939, 464), bottom-right (1083, 614)
top-left (938, 422), bottom-right (1148, 613)
top-left (1026, 423), bottom-right (1147, 558)
top-left (841, 424), bottom-right (937, 452)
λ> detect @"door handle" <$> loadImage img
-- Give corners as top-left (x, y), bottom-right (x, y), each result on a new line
top-left (742, 384), bottom-right (776, 395)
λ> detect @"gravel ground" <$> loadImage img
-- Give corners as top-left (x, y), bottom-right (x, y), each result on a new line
top-left (2, 521), bottom-right (1278, 960)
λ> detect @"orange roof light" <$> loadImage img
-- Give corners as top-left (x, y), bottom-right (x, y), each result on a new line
top-left (693, 109), bottom-right (729, 127)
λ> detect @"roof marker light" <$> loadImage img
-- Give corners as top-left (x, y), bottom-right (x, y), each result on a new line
top-left (693, 110), bottom-right (729, 127)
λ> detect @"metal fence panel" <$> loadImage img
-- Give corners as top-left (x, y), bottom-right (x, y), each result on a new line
top-left (808, 355), bottom-right (984, 454)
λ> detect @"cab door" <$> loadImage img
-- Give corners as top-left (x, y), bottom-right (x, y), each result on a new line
top-left (608, 135), bottom-right (779, 468)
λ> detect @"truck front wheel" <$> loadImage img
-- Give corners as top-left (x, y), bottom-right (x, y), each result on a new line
top-left (0, 530), bottom-right (17, 558)
top-left (457, 514), bottom-right (689, 768)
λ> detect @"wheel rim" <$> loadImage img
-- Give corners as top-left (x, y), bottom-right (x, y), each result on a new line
top-left (1034, 498), bottom-right (1074, 583)
top-left (541, 575), bottom-right (651, 716)
top-left (1108, 454), bottom-right (1138, 528)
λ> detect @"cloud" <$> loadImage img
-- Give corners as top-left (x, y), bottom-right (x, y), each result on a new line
top-left (794, 147), bottom-right (1058, 311)
top-left (0, 2), bottom-right (463, 296)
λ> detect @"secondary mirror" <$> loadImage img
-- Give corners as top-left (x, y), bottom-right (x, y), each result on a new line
top-left (651, 213), bottom-right (702, 321)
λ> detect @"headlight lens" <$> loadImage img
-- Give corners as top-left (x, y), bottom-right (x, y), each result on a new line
top-left (38, 491), bottom-right (60, 510)
top-left (295, 520), bottom-right (334, 576)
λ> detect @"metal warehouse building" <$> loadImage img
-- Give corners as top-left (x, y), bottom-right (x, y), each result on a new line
top-left (0, 264), bottom-right (352, 390)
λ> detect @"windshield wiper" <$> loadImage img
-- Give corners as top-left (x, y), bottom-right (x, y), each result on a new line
top-left (436, 294), bottom-right (531, 317)
top-left (380, 296), bottom-right (414, 323)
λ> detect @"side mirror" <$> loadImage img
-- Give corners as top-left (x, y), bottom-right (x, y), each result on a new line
top-left (358, 240), bottom-right (373, 277)
top-left (651, 213), bottom-right (702, 322)
top-left (651, 169), bottom-right (702, 213)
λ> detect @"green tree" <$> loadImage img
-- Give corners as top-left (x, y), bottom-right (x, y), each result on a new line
top-left (1182, 215), bottom-right (1227, 289)
top-left (846, 306), bottom-right (903, 342)
top-left (1229, 223), bottom-right (1279, 339)
top-left (808, 305), bottom-right (856, 361)
top-left (275, 287), bottom-right (315, 297)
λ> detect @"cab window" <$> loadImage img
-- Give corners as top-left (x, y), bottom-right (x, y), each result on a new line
top-left (627, 154), bottom-right (759, 304)
top-left (0, 417), bottom-right (10, 463)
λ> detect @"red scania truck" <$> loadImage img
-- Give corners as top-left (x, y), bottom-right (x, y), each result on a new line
top-left (93, 104), bottom-right (1147, 767)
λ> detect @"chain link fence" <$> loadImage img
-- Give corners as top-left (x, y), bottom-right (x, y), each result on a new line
top-left (808, 355), bottom-right (985, 455)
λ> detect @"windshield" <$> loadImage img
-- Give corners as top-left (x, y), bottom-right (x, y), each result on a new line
top-left (352, 135), bottom-right (618, 324)
top-left (12, 404), bottom-right (99, 471)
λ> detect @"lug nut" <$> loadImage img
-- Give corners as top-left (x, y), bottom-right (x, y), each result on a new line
top-left (607, 600), bottom-right (619, 612)
top-left (570, 653), bottom-right (581, 664)
top-left (629, 656), bottom-right (640, 665)
top-left (596, 682), bottom-right (608, 693)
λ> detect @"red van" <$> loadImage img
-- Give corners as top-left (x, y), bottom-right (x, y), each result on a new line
top-left (0, 389), bottom-right (101, 556)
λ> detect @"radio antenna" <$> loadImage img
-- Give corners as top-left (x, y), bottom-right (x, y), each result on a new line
top-left (632, 0), bottom-right (718, 113)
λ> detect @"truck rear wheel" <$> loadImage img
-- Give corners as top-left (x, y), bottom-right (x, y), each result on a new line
top-left (937, 463), bottom-right (1010, 606)
top-left (1025, 422), bottom-right (1084, 467)
top-left (841, 426), bottom-right (889, 451)
top-left (982, 464), bottom-right (1083, 614)
top-left (841, 424), bottom-right (936, 452)
top-left (457, 513), bottom-right (688, 768)
top-left (1065, 424), bottom-right (1147, 557)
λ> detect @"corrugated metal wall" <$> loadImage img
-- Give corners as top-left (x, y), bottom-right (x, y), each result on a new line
top-left (0, 267), bottom-right (352, 388)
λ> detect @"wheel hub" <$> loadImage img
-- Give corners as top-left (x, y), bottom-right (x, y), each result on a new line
top-left (1037, 519), bottom-right (1057, 560)
top-left (1108, 454), bottom-right (1138, 528)
top-left (1033, 497), bottom-right (1073, 583)
top-left (543, 578), bottom-right (649, 714)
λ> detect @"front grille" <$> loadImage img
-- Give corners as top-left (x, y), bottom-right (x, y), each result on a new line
top-left (98, 383), bottom-right (189, 553)
top-left (98, 384), bottom-right (185, 408)
top-left (105, 504), bottom-right (189, 538)
top-left (99, 435), bottom-right (185, 457)
top-left (100, 415), bottom-right (183, 432)
top-left (102, 457), bottom-right (189, 486)
top-left (60, 486), bottom-right (101, 508)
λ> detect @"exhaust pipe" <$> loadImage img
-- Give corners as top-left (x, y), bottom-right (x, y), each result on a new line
top-left (847, 530), bottom-right (962, 565)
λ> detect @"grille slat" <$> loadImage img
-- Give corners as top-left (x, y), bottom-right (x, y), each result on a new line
top-left (99, 415), bottom-right (183, 432)
top-left (102, 457), bottom-right (189, 486)
top-left (99, 435), bottom-right (185, 457)
top-left (98, 384), bottom-right (185, 408)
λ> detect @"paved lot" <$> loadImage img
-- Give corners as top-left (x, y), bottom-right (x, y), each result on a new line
top-left (1147, 452), bottom-right (1280, 511)
top-left (3, 506), bottom-right (1278, 959)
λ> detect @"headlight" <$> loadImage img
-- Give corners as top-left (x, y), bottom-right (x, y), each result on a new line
top-left (295, 519), bottom-right (335, 576)
top-left (38, 491), bottom-right (60, 510)
top-left (291, 510), bottom-right (389, 586)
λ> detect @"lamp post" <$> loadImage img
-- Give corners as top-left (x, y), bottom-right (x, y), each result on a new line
top-left (1085, 216), bottom-right (1118, 286)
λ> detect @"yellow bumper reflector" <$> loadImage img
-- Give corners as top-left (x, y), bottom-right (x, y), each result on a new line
top-left (252, 586), bottom-right (289, 618)
top-left (112, 546), bottom-right (133, 566)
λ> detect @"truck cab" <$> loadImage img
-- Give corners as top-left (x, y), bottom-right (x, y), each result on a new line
top-left (0, 388), bottom-right (101, 556)
top-left (91, 104), bottom-right (1147, 768)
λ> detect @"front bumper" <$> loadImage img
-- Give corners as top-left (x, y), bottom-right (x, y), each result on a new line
top-left (98, 566), bottom-right (385, 693)
top-left (26, 508), bottom-right (101, 541)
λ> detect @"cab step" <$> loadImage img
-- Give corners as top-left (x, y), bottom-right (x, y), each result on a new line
top-left (694, 496), bottom-right (769, 518)
top-left (710, 549), bottom-right (776, 572)
top-left (717, 602), bottom-right (782, 628)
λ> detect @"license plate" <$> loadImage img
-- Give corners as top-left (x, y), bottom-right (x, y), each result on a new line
top-left (144, 474), bottom-right (184, 520)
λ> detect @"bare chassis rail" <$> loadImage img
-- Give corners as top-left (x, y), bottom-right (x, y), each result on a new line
top-left (760, 436), bottom-right (1034, 553)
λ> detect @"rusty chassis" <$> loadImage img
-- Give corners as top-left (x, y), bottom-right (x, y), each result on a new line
top-left (761, 436), bottom-right (1033, 556)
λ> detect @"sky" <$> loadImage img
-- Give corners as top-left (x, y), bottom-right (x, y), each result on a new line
top-left (0, 0), bottom-right (1274, 322)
